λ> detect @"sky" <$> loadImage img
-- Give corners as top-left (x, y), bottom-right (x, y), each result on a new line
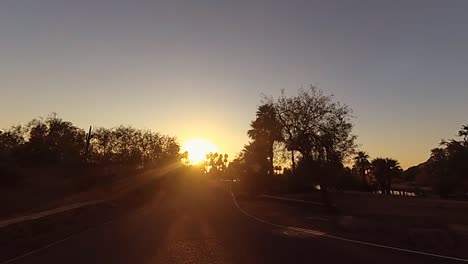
top-left (1, 0), bottom-right (467, 169)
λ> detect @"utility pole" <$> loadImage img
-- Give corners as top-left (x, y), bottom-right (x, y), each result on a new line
top-left (84, 126), bottom-right (92, 162)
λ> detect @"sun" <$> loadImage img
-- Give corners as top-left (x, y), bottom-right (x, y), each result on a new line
top-left (181, 138), bottom-right (219, 165)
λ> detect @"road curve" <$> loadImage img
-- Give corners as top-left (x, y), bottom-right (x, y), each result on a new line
top-left (6, 175), bottom-right (462, 264)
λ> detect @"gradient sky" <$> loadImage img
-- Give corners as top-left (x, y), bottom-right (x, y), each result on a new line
top-left (1, 0), bottom-right (467, 168)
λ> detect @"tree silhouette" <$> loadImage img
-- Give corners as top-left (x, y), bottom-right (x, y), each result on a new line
top-left (273, 86), bottom-right (356, 205)
top-left (0, 113), bottom-right (182, 171)
top-left (216, 154), bottom-right (225, 172)
top-left (241, 141), bottom-right (270, 193)
top-left (370, 158), bottom-right (401, 195)
top-left (225, 157), bottom-right (243, 181)
top-left (0, 125), bottom-right (25, 162)
top-left (353, 151), bottom-right (370, 190)
top-left (181, 151), bottom-right (190, 166)
top-left (247, 103), bottom-right (282, 180)
top-left (21, 114), bottom-right (85, 165)
top-left (427, 124), bottom-right (468, 196)
top-left (458, 124), bottom-right (468, 142)
top-left (275, 87), bottom-right (355, 167)
top-left (204, 152), bottom-right (230, 178)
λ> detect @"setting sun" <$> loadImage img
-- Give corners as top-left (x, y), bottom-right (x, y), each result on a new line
top-left (181, 138), bottom-right (219, 165)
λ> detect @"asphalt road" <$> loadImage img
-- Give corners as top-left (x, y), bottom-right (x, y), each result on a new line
top-left (7, 175), bottom-right (463, 264)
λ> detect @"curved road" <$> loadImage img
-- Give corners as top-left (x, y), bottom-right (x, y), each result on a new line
top-left (8, 175), bottom-right (461, 264)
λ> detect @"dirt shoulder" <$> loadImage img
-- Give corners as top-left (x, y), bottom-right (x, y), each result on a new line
top-left (0, 168), bottom-right (176, 263)
top-left (0, 165), bottom-right (174, 221)
top-left (236, 194), bottom-right (468, 260)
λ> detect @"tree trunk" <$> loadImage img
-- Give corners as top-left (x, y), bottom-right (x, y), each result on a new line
top-left (320, 184), bottom-right (331, 207)
top-left (319, 164), bottom-right (332, 208)
top-left (291, 150), bottom-right (296, 173)
top-left (267, 145), bottom-right (274, 193)
top-left (361, 168), bottom-right (367, 190)
top-left (268, 146), bottom-right (274, 177)
top-left (386, 176), bottom-right (392, 195)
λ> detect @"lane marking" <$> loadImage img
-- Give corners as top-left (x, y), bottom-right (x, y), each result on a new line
top-left (230, 188), bottom-right (468, 263)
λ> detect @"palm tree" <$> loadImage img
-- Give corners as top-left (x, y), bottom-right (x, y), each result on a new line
top-left (353, 151), bottom-right (370, 190)
top-left (370, 158), bottom-right (401, 194)
top-left (247, 103), bottom-right (282, 178)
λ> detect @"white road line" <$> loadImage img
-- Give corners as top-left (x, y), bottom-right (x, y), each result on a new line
top-left (231, 188), bottom-right (468, 263)
top-left (1, 236), bottom-right (76, 264)
top-left (0, 215), bottom-right (121, 264)
top-left (1, 181), bottom-right (170, 264)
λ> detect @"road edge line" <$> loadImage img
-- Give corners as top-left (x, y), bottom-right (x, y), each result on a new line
top-left (0, 220), bottom-right (104, 264)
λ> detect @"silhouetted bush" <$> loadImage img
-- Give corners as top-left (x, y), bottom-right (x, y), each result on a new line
top-left (0, 163), bottom-right (22, 188)
top-left (336, 168), bottom-right (361, 191)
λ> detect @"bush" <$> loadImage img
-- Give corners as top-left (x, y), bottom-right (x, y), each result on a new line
top-left (0, 163), bottom-right (22, 188)
top-left (336, 169), bottom-right (361, 191)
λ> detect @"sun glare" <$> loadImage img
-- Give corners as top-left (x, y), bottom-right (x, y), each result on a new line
top-left (181, 138), bottom-right (219, 165)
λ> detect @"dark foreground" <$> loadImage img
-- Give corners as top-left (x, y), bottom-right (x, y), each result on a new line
top-left (5, 174), bottom-right (463, 264)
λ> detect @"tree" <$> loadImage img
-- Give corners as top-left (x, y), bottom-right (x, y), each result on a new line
top-left (247, 103), bottom-right (282, 180)
top-left (458, 125), bottom-right (468, 142)
top-left (275, 86), bottom-right (356, 168)
top-left (370, 158), bottom-right (401, 195)
top-left (353, 151), bottom-right (370, 190)
top-left (205, 152), bottom-right (219, 175)
top-left (427, 124), bottom-right (468, 196)
top-left (21, 114), bottom-right (85, 165)
top-left (216, 154), bottom-right (225, 172)
top-left (225, 157), bottom-right (243, 181)
top-left (222, 154), bottom-right (229, 172)
top-left (204, 152), bottom-right (230, 178)
top-left (157, 135), bottom-right (181, 164)
top-left (0, 125), bottom-right (26, 187)
top-left (1, 113), bottom-right (183, 184)
top-left (181, 151), bottom-right (190, 166)
top-left (241, 141), bottom-right (270, 193)
top-left (0, 125), bottom-right (25, 162)
top-left (273, 86), bottom-right (356, 205)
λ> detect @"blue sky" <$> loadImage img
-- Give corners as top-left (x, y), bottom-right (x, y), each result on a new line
top-left (1, 0), bottom-right (467, 168)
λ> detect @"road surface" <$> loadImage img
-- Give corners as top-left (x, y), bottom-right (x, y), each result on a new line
top-left (6, 175), bottom-right (462, 264)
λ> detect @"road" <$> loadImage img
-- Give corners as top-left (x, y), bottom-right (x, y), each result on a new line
top-left (7, 175), bottom-right (462, 264)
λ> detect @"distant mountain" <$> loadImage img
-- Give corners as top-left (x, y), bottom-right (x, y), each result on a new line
top-left (402, 161), bottom-right (432, 188)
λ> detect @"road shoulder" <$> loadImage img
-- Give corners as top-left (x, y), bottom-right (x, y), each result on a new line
top-left (236, 194), bottom-right (468, 261)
